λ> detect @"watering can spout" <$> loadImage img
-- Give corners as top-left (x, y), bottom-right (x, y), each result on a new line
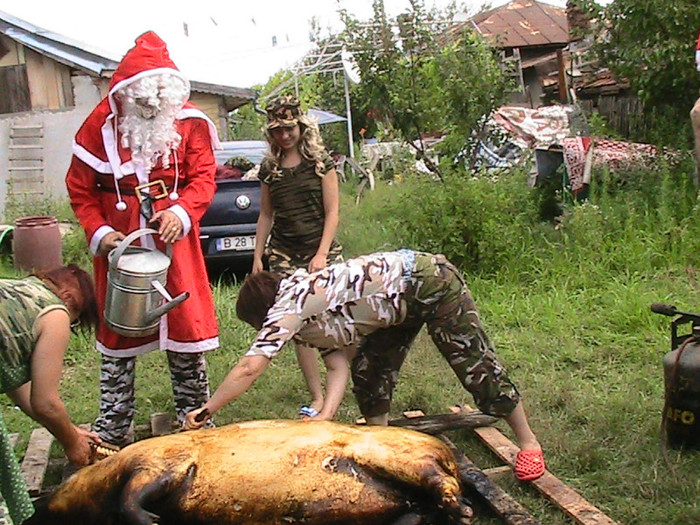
top-left (145, 292), bottom-right (190, 324)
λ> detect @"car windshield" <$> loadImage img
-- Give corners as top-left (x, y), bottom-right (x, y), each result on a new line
top-left (215, 140), bottom-right (267, 166)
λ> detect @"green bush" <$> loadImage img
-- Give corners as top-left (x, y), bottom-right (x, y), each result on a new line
top-left (340, 169), bottom-right (541, 274)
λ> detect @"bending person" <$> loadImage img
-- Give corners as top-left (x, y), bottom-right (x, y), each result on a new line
top-left (186, 250), bottom-right (545, 481)
top-left (0, 264), bottom-right (101, 524)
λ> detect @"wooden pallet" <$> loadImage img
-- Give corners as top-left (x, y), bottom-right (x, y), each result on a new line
top-left (11, 411), bottom-right (619, 524)
top-left (378, 407), bottom-right (619, 525)
top-left (452, 405), bottom-right (618, 525)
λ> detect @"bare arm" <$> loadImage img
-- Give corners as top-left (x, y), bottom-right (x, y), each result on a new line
top-left (11, 310), bottom-right (99, 465)
top-left (185, 355), bottom-right (271, 428)
top-left (252, 184), bottom-right (274, 274)
top-left (308, 169), bottom-right (340, 272)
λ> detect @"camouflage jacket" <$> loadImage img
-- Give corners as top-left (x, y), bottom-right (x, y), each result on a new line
top-left (246, 252), bottom-right (411, 359)
top-left (0, 277), bottom-right (68, 393)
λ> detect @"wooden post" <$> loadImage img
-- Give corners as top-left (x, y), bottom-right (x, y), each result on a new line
top-left (150, 412), bottom-right (173, 437)
top-left (557, 49), bottom-right (568, 103)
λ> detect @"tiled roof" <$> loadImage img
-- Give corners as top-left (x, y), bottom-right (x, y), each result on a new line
top-left (470, 0), bottom-right (569, 48)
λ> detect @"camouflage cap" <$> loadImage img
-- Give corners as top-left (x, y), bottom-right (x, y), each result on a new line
top-left (265, 95), bottom-right (302, 129)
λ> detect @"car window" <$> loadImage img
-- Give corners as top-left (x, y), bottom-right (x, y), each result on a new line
top-left (215, 141), bottom-right (268, 166)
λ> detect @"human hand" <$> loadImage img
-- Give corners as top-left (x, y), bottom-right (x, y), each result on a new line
top-left (251, 257), bottom-right (264, 274)
top-left (97, 231), bottom-right (126, 256)
top-left (183, 407), bottom-right (210, 431)
top-left (150, 209), bottom-right (183, 244)
top-left (308, 253), bottom-right (328, 273)
top-left (65, 428), bottom-right (101, 466)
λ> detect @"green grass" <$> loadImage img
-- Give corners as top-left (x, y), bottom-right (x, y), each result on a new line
top-left (4, 158), bottom-right (700, 524)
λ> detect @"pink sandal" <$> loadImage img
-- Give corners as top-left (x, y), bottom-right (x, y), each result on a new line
top-left (515, 449), bottom-right (546, 481)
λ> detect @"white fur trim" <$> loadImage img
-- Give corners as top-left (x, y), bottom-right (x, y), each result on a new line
top-left (108, 68), bottom-right (190, 115)
top-left (164, 336), bottom-right (219, 353)
top-left (169, 204), bottom-right (191, 236)
top-left (90, 225), bottom-right (115, 254)
top-left (178, 107), bottom-right (222, 150)
top-left (159, 313), bottom-right (219, 352)
top-left (696, 50), bottom-right (700, 72)
top-left (101, 115), bottom-right (129, 182)
top-left (97, 339), bottom-right (160, 357)
top-left (73, 140), bottom-right (113, 173)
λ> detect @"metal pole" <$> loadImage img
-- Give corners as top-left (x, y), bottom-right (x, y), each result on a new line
top-left (344, 72), bottom-right (354, 159)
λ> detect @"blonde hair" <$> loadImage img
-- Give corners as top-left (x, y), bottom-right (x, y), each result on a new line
top-left (263, 114), bottom-right (327, 177)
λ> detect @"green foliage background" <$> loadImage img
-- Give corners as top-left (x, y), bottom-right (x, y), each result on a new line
top-left (578, 0), bottom-right (700, 148)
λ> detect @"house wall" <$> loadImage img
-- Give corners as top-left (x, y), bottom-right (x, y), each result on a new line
top-left (0, 35), bottom-right (23, 66)
top-left (24, 47), bottom-right (74, 110)
top-left (0, 38), bottom-right (73, 111)
top-left (0, 74), bottom-right (102, 218)
top-left (189, 92), bottom-right (228, 140)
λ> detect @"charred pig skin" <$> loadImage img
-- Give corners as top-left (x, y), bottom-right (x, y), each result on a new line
top-left (25, 420), bottom-right (472, 525)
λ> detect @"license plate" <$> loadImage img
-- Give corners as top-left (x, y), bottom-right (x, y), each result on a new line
top-left (216, 235), bottom-right (256, 251)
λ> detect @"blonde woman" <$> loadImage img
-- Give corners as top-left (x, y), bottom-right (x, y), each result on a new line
top-left (252, 95), bottom-right (343, 418)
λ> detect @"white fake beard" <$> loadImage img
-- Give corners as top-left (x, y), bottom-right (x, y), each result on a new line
top-left (118, 102), bottom-right (182, 171)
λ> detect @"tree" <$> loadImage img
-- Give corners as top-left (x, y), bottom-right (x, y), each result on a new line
top-left (576, 0), bottom-right (700, 147)
top-left (339, 0), bottom-right (512, 176)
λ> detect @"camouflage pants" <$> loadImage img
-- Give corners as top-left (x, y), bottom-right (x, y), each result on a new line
top-left (266, 244), bottom-right (344, 276)
top-left (92, 352), bottom-right (210, 446)
top-left (351, 252), bottom-right (520, 419)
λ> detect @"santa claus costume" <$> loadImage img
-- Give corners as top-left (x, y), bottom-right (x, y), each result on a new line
top-left (66, 32), bottom-right (220, 446)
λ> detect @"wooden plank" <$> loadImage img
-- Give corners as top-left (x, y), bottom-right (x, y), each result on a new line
top-left (355, 409), bottom-right (498, 433)
top-left (389, 410), bottom-right (498, 434)
top-left (483, 465), bottom-right (514, 480)
top-left (150, 412), bottom-right (173, 436)
top-left (440, 435), bottom-right (541, 525)
top-left (20, 427), bottom-right (53, 496)
top-left (460, 406), bottom-right (619, 525)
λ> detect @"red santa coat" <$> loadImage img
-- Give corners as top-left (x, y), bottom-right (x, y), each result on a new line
top-left (66, 32), bottom-right (220, 357)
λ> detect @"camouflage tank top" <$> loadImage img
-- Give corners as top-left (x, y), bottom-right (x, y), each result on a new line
top-left (258, 152), bottom-right (341, 258)
top-left (0, 276), bottom-right (68, 393)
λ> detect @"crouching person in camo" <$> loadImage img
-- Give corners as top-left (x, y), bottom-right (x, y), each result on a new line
top-left (186, 250), bottom-right (546, 481)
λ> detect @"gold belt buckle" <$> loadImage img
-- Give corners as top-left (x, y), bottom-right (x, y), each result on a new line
top-left (134, 180), bottom-right (168, 202)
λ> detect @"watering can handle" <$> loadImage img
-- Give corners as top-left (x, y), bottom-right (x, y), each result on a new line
top-left (110, 228), bottom-right (173, 264)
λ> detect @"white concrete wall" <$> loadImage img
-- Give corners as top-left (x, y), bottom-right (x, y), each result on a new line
top-left (0, 75), bottom-right (102, 218)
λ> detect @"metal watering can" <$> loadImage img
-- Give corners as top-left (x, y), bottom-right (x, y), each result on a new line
top-left (104, 228), bottom-right (189, 337)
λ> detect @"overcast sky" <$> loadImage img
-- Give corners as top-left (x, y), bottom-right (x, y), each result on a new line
top-left (3, 0), bottom-right (576, 88)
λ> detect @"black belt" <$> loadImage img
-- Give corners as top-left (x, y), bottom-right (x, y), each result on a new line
top-left (96, 182), bottom-right (169, 221)
top-left (96, 184), bottom-right (139, 196)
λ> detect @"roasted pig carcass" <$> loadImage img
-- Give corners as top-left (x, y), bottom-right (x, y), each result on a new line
top-left (25, 420), bottom-right (472, 525)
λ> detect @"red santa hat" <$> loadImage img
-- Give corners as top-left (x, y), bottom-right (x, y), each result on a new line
top-left (108, 31), bottom-right (190, 112)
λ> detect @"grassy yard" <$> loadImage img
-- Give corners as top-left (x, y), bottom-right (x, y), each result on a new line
top-left (3, 159), bottom-right (700, 524)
